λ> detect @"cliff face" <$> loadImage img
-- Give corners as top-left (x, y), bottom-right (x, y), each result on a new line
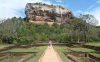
top-left (25, 3), bottom-right (73, 23)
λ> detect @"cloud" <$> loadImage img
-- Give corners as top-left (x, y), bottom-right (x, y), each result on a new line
top-left (56, 0), bottom-right (62, 3)
top-left (75, 0), bottom-right (100, 26)
top-left (0, 0), bottom-right (51, 19)
top-left (76, 10), bottom-right (83, 14)
top-left (90, 7), bottom-right (100, 26)
top-left (80, 7), bottom-right (100, 26)
top-left (75, 6), bottom-right (100, 26)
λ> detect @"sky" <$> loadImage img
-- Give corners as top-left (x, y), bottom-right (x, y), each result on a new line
top-left (0, 0), bottom-right (100, 25)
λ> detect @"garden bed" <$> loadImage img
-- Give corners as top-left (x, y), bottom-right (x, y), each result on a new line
top-left (86, 42), bottom-right (100, 47)
top-left (0, 46), bottom-right (46, 62)
top-left (0, 52), bottom-right (35, 62)
top-left (68, 47), bottom-right (96, 52)
top-left (89, 53), bottom-right (100, 62)
top-left (0, 44), bottom-right (15, 52)
top-left (54, 46), bottom-right (74, 62)
top-left (64, 52), bottom-right (96, 62)
top-left (83, 42), bottom-right (100, 51)
top-left (65, 47), bottom-right (99, 62)
top-left (8, 47), bottom-right (38, 52)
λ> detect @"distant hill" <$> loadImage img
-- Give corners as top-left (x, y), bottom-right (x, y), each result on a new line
top-left (25, 3), bottom-right (73, 23)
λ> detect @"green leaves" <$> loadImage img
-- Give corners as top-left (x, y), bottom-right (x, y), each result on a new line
top-left (0, 16), bottom-right (99, 44)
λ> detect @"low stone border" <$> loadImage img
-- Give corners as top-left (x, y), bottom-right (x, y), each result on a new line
top-left (19, 54), bottom-right (36, 62)
top-left (0, 52), bottom-right (37, 62)
top-left (67, 54), bottom-right (82, 62)
top-left (82, 45), bottom-right (100, 51)
top-left (0, 45), bottom-right (16, 52)
top-left (64, 52), bottom-right (99, 62)
top-left (89, 54), bottom-right (100, 62)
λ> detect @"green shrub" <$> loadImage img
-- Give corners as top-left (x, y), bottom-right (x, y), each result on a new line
top-left (19, 37), bottom-right (28, 45)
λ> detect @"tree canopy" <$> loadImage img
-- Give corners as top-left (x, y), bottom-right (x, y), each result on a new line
top-left (0, 15), bottom-right (99, 45)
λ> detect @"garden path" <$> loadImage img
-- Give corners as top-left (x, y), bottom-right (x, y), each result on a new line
top-left (38, 46), bottom-right (63, 62)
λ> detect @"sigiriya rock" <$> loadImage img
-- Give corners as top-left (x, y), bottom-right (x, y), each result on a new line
top-left (25, 3), bottom-right (73, 23)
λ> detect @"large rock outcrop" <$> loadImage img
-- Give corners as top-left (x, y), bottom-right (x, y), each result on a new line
top-left (25, 3), bottom-right (73, 23)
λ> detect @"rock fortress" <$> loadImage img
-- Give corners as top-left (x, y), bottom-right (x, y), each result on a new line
top-left (25, 3), bottom-right (73, 24)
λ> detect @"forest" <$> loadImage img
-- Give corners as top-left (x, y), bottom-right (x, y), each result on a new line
top-left (0, 14), bottom-right (100, 45)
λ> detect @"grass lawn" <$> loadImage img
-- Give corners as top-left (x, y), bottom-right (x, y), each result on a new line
top-left (0, 54), bottom-right (34, 62)
top-left (26, 46), bottom-right (46, 62)
top-left (54, 46), bottom-right (73, 62)
top-left (86, 42), bottom-right (100, 47)
top-left (79, 57), bottom-right (94, 62)
top-left (0, 44), bottom-right (38, 62)
top-left (0, 46), bottom-right (46, 62)
top-left (90, 53), bottom-right (100, 58)
top-left (8, 47), bottom-right (38, 52)
top-left (68, 47), bottom-right (95, 52)
top-left (0, 44), bottom-right (13, 49)
top-left (0, 54), bottom-right (22, 62)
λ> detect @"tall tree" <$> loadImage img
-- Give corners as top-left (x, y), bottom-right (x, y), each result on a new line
top-left (80, 14), bottom-right (98, 43)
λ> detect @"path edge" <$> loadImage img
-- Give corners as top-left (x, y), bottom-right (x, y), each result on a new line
top-left (37, 47), bottom-right (48, 62)
top-left (53, 46), bottom-right (63, 62)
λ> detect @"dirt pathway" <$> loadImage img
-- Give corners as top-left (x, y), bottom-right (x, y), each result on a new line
top-left (38, 46), bottom-right (63, 62)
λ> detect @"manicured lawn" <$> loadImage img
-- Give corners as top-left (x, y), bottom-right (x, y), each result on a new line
top-left (8, 47), bottom-right (37, 52)
top-left (86, 42), bottom-right (100, 47)
top-left (26, 46), bottom-right (46, 62)
top-left (54, 46), bottom-right (73, 62)
top-left (90, 53), bottom-right (100, 58)
top-left (68, 47), bottom-right (95, 52)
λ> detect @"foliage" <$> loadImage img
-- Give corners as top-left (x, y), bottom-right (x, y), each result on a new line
top-left (0, 15), bottom-right (99, 44)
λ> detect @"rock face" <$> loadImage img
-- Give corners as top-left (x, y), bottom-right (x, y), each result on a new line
top-left (25, 3), bottom-right (73, 23)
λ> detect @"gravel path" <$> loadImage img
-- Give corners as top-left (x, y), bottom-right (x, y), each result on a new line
top-left (38, 46), bottom-right (63, 62)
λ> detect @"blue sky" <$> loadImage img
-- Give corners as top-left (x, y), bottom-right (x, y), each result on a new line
top-left (0, 0), bottom-right (100, 25)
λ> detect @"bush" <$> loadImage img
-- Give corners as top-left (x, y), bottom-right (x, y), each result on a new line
top-left (19, 37), bottom-right (28, 45)
top-left (2, 36), bottom-right (14, 44)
